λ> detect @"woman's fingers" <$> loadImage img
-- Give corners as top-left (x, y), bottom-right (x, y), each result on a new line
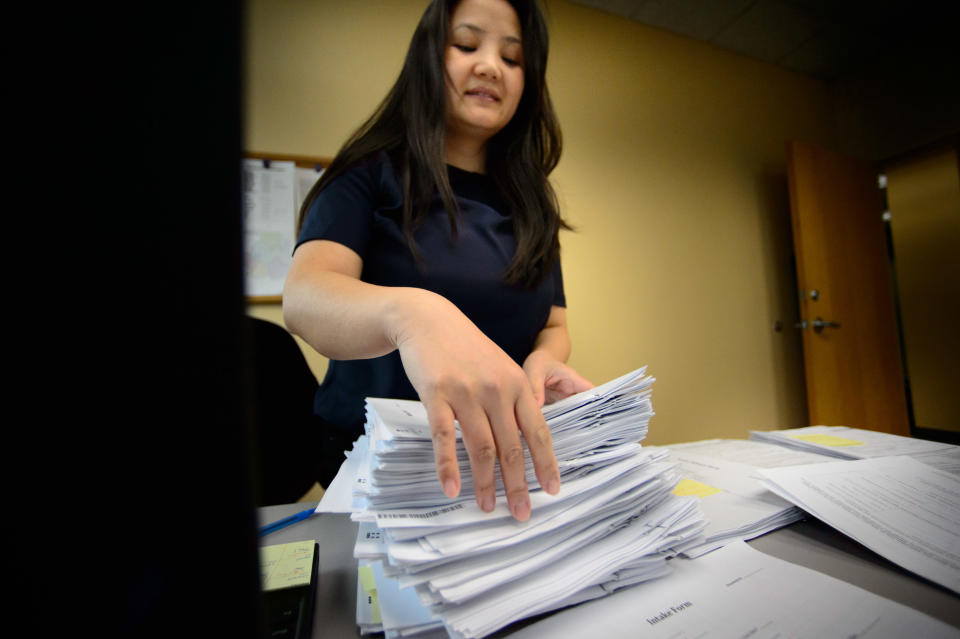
top-left (425, 376), bottom-right (558, 521)
top-left (453, 402), bottom-right (498, 512)
top-left (542, 365), bottom-right (594, 405)
top-left (424, 398), bottom-right (461, 498)
top-left (484, 391), bottom-right (532, 521)
top-left (393, 291), bottom-right (562, 521)
top-left (515, 390), bottom-right (560, 495)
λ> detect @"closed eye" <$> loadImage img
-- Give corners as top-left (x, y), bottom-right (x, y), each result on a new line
top-left (454, 44), bottom-right (476, 53)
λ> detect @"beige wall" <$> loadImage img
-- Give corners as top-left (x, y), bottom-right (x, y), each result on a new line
top-left (244, 0), bottom-right (838, 445)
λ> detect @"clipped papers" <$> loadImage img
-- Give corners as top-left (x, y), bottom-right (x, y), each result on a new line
top-left (334, 368), bottom-right (707, 638)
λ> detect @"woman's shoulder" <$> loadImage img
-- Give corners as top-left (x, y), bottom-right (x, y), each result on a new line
top-left (322, 149), bottom-right (402, 210)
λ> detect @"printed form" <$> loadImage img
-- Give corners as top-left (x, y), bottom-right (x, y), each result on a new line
top-left (759, 456), bottom-right (960, 595)
top-left (507, 541), bottom-right (957, 638)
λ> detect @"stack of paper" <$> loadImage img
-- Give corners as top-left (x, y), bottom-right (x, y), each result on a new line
top-left (645, 439), bottom-right (837, 557)
top-left (758, 455), bottom-right (960, 596)
top-left (357, 558), bottom-right (445, 637)
top-left (328, 368), bottom-right (708, 639)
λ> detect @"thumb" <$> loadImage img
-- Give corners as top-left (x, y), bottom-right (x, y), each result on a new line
top-left (523, 361), bottom-right (547, 408)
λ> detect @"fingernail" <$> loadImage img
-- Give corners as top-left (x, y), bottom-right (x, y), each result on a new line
top-left (546, 477), bottom-right (560, 495)
top-left (511, 499), bottom-right (530, 521)
top-left (482, 494), bottom-right (495, 512)
top-left (444, 479), bottom-right (458, 497)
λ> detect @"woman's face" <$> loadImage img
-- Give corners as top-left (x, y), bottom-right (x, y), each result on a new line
top-left (444, 0), bottom-right (525, 146)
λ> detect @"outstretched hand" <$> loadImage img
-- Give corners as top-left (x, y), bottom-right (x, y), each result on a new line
top-left (391, 290), bottom-right (561, 522)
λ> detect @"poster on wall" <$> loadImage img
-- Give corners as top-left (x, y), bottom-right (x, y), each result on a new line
top-left (241, 159), bottom-right (324, 300)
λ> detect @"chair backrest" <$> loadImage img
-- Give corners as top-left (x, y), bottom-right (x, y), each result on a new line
top-left (245, 316), bottom-right (321, 506)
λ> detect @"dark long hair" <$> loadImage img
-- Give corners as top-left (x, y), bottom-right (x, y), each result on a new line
top-left (299, 0), bottom-right (567, 287)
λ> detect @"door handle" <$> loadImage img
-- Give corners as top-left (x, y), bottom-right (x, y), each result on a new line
top-left (812, 317), bottom-right (840, 333)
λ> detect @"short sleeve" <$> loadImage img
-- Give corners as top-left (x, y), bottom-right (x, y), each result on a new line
top-left (295, 153), bottom-right (401, 258)
top-left (551, 258), bottom-right (566, 308)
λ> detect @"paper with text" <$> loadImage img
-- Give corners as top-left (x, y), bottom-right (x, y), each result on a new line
top-left (259, 540), bottom-right (314, 591)
top-left (507, 541), bottom-right (957, 638)
top-left (759, 455), bottom-right (960, 595)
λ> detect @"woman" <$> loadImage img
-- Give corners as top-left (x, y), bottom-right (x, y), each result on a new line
top-left (283, 0), bottom-right (591, 522)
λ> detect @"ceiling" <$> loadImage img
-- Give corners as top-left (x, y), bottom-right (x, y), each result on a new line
top-left (566, 0), bottom-right (955, 82)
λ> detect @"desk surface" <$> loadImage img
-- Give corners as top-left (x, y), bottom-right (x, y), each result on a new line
top-left (258, 503), bottom-right (960, 637)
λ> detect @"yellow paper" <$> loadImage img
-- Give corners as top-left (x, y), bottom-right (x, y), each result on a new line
top-left (790, 434), bottom-right (863, 447)
top-left (673, 478), bottom-right (722, 498)
top-left (260, 540), bottom-right (315, 591)
top-left (358, 565), bottom-right (381, 624)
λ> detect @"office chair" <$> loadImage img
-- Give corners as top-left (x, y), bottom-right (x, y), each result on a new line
top-left (245, 316), bottom-right (322, 506)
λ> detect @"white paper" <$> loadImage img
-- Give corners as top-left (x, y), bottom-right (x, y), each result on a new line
top-left (294, 166), bottom-right (324, 217)
top-left (507, 541), bottom-right (958, 638)
top-left (363, 452), bottom-right (664, 529)
top-left (758, 456), bottom-right (960, 595)
top-left (438, 497), bottom-right (704, 639)
top-left (317, 435), bottom-right (367, 513)
top-left (749, 425), bottom-right (954, 460)
top-left (912, 446), bottom-right (960, 475)
top-left (631, 444), bottom-right (810, 556)
top-left (370, 560), bottom-right (443, 633)
top-left (650, 438), bottom-right (837, 467)
top-left (241, 159), bottom-right (296, 297)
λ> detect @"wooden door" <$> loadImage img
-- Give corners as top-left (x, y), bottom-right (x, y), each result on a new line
top-left (786, 140), bottom-right (910, 436)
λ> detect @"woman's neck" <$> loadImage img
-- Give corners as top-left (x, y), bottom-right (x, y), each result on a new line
top-left (445, 135), bottom-right (487, 174)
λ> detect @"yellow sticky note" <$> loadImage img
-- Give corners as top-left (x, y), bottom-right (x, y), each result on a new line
top-left (358, 565), bottom-right (381, 624)
top-left (790, 434), bottom-right (863, 447)
top-left (260, 541), bottom-right (315, 591)
top-left (673, 478), bottom-right (722, 498)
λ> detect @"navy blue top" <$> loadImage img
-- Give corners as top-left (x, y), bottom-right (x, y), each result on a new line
top-left (296, 151), bottom-right (565, 437)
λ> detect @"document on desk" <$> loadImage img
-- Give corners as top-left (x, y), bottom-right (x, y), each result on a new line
top-left (749, 425), bottom-right (955, 460)
top-left (507, 540), bottom-right (958, 638)
top-left (656, 449), bottom-right (806, 557)
top-left (654, 438), bottom-right (837, 467)
top-left (758, 456), bottom-right (960, 595)
top-left (911, 446), bottom-right (960, 476)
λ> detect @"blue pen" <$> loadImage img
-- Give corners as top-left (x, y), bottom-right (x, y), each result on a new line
top-left (259, 507), bottom-right (317, 536)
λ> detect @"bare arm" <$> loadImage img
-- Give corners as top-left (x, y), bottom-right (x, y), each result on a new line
top-left (282, 239), bottom-right (560, 521)
top-left (283, 240), bottom-right (400, 359)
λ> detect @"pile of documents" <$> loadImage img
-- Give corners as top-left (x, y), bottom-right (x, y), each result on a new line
top-left (328, 368), bottom-right (708, 638)
top-left (645, 438), bottom-right (836, 557)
